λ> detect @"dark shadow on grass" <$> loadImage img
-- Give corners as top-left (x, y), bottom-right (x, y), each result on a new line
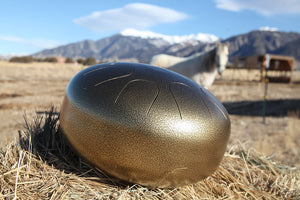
top-left (19, 107), bottom-right (132, 189)
top-left (222, 99), bottom-right (300, 117)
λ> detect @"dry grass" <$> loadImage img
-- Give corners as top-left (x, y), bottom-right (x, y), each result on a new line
top-left (0, 61), bottom-right (83, 81)
top-left (252, 112), bottom-right (300, 169)
top-left (0, 108), bottom-right (299, 199)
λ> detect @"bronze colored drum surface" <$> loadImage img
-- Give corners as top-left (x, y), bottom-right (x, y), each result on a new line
top-left (60, 62), bottom-right (230, 188)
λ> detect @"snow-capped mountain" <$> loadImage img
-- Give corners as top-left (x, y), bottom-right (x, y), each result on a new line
top-left (259, 26), bottom-right (279, 32)
top-left (33, 29), bottom-right (300, 63)
top-left (120, 28), bottom-right (219, 44)
top-left (33, 30), bottom-right (217, 63)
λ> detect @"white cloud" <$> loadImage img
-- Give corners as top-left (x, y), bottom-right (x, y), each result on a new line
top-left (0, 35), bottom-right (62, 49)
top-left (73, 3), bottom-right (188, 33)
top-left (215, 0), bottom-right (300, 16)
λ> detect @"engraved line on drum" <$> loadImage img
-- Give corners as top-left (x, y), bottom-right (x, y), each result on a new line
top-left (94, 70), bottom-right (134, 87)
top-left (169, 83), bottom-right (183, 120)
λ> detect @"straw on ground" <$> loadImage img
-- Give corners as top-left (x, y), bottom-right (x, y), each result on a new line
top-left (0, 108), bottom-right (299, 199)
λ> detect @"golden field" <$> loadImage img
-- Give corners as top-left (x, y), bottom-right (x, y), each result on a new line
top-left (0, 61), bottom-right (300, 199)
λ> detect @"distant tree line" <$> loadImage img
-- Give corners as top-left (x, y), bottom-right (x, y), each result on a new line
top-left (9, 56), bottom-right (58, 63)
top-left (75, 57), bottom-right (113, 65)
top-left (9, 56), bottom-right (36, 63)
top-left (75, 57), bottom-right (103, 65)
top-left (8, 56), bottom-right (104, 66)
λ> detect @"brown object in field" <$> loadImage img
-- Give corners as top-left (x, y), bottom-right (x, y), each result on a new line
top-left (59, 62), bottom-right (231, 188)
top-left (233, 54), bottom-right (294, 83)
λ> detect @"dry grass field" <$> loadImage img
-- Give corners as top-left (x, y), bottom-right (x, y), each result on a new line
top-left (0, 61), bottom-right (83, 145)
top-left (0, 61), bottom-right (300, 199)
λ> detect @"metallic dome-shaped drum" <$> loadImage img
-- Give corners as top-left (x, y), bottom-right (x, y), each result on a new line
top-left (60, 62), bottom-right (230, 188)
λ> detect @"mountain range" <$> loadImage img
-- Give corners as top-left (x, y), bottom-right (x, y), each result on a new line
top-left (33, 29), bottom-right (300, 64)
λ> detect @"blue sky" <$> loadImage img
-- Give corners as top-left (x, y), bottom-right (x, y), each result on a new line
top-left (0, 0), bottom-right (300, 56)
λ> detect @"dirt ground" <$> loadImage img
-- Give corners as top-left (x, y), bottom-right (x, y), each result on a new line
top-left (1, 61), bottom-right (300, 169)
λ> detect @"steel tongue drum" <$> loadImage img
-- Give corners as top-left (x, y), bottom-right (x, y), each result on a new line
top-left (60, 62), bottom-right (231, 188)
